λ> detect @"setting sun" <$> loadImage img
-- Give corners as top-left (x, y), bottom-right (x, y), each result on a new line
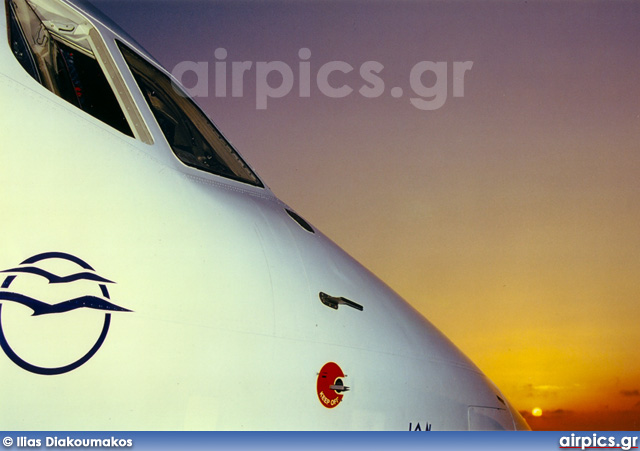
top-left (532, 408), bottom-right (543, 417)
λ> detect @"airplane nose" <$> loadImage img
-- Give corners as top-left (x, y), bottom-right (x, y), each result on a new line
top-left (467, 382), bottom-right (530, 430)
top-left (506, 398), bottom-right (532, 430)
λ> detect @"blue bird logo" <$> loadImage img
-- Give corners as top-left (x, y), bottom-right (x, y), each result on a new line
top-left (0, 252), bottom-right (131, 375)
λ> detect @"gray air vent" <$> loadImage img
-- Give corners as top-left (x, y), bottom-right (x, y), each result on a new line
top-left (285, 209), bottom-right (314, 233)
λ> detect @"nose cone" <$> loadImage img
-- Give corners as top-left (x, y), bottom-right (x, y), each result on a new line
top-left (508, 400), bottom-right (532, 430)
top-left (465, 373), bottom-right (530, 430)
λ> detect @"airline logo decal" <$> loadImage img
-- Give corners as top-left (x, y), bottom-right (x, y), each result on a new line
top-left (317, 361), bottom-right (349, 408)
top-left (0, 252), bottom-right (131, 375)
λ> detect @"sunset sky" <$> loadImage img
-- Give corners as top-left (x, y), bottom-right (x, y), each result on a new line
top-left (92, 0), bottom-right (640, 430)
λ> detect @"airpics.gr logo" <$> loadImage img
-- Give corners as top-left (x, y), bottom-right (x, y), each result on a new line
top-left (0, 252), bottom-right (131, 375)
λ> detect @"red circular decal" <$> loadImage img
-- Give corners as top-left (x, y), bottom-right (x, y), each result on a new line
top-left (317, 362), bottom-right (346, 408)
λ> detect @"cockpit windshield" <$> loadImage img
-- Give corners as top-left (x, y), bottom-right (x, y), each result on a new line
top-left (7, 0), bottom-right (133, 137)
top-left (117, 42), bottom-right (263, 188)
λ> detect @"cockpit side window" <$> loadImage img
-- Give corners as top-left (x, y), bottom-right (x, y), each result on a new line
top-left (6, 0), bottom-right (133, 137)
top-left (117, 41), bottom-right (263, 188)
top-left (7, 0), bottom-right (39, 81)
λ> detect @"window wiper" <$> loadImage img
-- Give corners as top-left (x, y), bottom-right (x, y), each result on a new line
top-left (319, 292), bottom-right (364, 311)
